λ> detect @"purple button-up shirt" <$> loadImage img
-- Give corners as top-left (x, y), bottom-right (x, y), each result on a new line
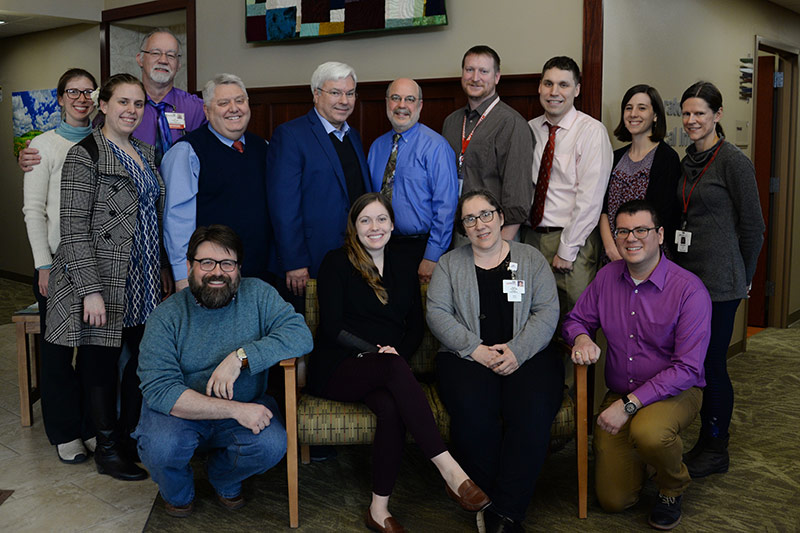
top-left (133, 87), bottom-right (206, 146)
top-left (562, 256), bottom-right (711, 407)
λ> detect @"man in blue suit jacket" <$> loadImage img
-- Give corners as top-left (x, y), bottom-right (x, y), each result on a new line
top-left (266, 62), bottom-right (371, 307)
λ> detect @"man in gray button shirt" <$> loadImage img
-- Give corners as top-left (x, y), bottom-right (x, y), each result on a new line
top-left (442, 45), bottom-right (535, 241)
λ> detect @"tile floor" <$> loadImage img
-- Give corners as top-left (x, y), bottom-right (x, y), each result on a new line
top-left (0, 324), bottom-right (156, 532)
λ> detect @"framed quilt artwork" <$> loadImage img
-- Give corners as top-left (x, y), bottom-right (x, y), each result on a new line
top-left (245, 0), bottom-right (447, 43)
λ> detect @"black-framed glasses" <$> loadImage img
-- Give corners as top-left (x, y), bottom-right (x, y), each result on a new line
top-left (191, 258), bottom-right (239, 272)
top-left (64, 89), bottom-right (94, 100)
top-left (317, 88), bottom-right (357, 99)
top-left (614, 226), bottom-right (659, 239)
top-left (140, 49), bottom-right (181, 62)
top-left (462, 209), bottom-right (497, 228)
top-left (388, 94), bottom-right (419, 104)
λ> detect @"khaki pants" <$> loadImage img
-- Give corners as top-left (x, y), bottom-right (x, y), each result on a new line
top-left (521, 226), bottom-right (600, 316)
top-left (593, 387), bottom-right (702, 512)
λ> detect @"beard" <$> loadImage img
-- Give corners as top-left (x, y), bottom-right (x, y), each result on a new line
top-left (189, 273), bottom-right (239, 309)
top-left (148, 65), bottom-right (174, 84)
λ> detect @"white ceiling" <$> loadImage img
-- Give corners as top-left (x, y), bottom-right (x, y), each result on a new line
top-left (0, 10), bottom-right (93, 39)
top-left (769, 0), bottom-right (800, 13)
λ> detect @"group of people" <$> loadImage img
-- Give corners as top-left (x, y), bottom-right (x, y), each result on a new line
top-left (19, 29), bottom-right (763, 533)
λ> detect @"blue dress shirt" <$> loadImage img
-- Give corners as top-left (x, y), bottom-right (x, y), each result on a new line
top-left (367, 123), bottom-right (458, 262)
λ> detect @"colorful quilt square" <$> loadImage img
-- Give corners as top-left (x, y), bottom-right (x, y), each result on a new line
top-left (267, 7), bottom-right (298, 40)
top-left (319, 21), bottom-right (345, 35)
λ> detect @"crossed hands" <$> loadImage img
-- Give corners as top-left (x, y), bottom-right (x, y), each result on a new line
top-left (204, 351), bottom-right (274, 434)
top-left (471, 344), bottom-right (519, 376)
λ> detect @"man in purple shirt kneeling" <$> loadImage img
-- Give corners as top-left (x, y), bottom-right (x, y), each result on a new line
top-left (563, 199), bottom-right (711, 531)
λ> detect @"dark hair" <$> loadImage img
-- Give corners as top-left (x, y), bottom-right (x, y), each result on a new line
top-left (615, 199), bottom-right (661, 228)
top-left (57, 68), bottom-right (98, 97)
top-left (187, 225), bottom-right (244, 265)
top-left (98, 73), bottom-right (145, 105)
top-left (541, 56), bottom-right (581, 85)
top-left (462, 45), bottom-right (501, 72)
top-left (454, 189), bottom-right (505, 236)
top-left (613, 84), bottom-right (667, 142)
top-left (345, 193), bottom-right (395, 305)
top-left (680, 81), bottom-right (725, 137)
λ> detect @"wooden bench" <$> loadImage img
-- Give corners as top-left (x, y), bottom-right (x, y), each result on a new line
top-left (12, 306), bottom-right (42, 427)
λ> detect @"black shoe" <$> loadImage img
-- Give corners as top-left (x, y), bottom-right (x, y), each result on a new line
top-left (90, 386), bottom-right (148, 482)
top-left (648, 493), bottom-right (682, 530)
top-left (309, 445), bottom-right (337, 462)
top-left (685, 435), bottom-right (729, 478)
top-left (479, 507), bottom-right (523, 533)
top-left (682, 433), bottom-right (706, 464)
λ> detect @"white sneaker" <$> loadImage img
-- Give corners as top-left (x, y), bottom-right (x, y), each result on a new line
top-left (57, 438), bottom-right (88, 464)
top-left (476, 509), bottom-right (486, 533)
top-left (83, 437), bottom-right (97, 454)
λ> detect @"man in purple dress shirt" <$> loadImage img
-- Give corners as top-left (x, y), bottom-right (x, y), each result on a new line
top-left (562, 199), bottom-right (711, 531)
top-left (18, 28), bottom-right (205, 170)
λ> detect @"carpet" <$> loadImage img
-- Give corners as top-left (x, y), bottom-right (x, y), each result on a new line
top-left (143, 327), bottom-right (800, 532)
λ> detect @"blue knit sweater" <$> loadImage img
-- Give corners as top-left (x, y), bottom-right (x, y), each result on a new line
top-left (138, 278), bottom-right (312, 415)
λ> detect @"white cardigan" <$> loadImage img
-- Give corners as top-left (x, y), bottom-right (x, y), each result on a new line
top-left (22, 130), bottom-right (75, 269)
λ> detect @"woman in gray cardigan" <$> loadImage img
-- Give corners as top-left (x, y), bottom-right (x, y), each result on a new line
top-left (427, 190), bottom-right (564, 532)
top-left (676, 82), bottom-right (764, 479)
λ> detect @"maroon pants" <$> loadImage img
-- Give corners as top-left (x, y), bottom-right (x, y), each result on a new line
top-left (323, 353), bottom-right (447, 496)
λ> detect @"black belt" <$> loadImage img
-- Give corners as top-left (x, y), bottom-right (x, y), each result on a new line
top-left (534, 226), bottom-right (563, 234)
top-left (393, 233), bottom-right (428, 241)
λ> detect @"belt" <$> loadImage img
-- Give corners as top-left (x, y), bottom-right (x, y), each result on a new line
top-left (534, 226), bottom-right (563, 234)
top-left (393, 233), bottom-right (429, 241)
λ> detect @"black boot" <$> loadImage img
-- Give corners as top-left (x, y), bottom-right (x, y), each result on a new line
top-left (682, 433), bottom-right (707, 464)
top-left (89, 387), bottom-right (148, 481)
top-left (685, 435), bottom-right (729, 478)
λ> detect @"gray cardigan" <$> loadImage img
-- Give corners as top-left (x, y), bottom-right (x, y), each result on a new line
top-left (426, 241), bottom-right (559, 364)
top-left (676, 141), bottom-right (764, 301)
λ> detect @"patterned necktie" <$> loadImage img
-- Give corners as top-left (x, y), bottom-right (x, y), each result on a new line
top-left (380, 133), bottom-right (401, 201)
top-left (233, 140), bottom-right (245, 153)
top-left (148, 100), bottom-right (173, 162)
top-left (530, 122), bottom-right (559, 228)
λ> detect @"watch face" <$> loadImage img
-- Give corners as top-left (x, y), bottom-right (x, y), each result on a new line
top-left (624, 402), bottom-right (637, 414)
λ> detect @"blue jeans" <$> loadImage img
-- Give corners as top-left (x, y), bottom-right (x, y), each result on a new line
top-left (133, 394), bottom-right (286, 506)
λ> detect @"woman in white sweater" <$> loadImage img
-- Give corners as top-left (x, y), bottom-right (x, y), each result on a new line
top-left (22, 68), bottom-right (97, 464)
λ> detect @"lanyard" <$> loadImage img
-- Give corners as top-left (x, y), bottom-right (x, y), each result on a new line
top-left (460, 96), bottom-right (501, 158)
top-left (681, 140), bottom-right (724, 226)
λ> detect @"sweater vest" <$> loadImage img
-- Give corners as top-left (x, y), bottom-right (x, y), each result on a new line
top-left (328, 132), bottom-right (366, 205)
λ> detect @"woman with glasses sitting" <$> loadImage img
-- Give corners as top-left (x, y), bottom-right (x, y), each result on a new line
top-left (599, 84), bottom-right (681, 265)
top-left (22, 68), bottom-right (98, 464)
top-left (427, 190), bottom-right (564, 533)
top-left (309, 192), bottom-right (489, 533)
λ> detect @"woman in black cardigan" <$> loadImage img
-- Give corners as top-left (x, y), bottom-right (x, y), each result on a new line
top-left (599, 84), bottom-right (681, 264)
top-left (309, 193), bottom-right (488, 533)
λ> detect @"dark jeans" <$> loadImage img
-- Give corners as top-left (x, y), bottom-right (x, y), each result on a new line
top-left (35, 270), bottom-right (93, 445)
top-left (436, 346), bottom-right (564, 522)
top-left (700, 299), bottom-right (740, 439)
top-left (323, 353), bottom-right (447, 496)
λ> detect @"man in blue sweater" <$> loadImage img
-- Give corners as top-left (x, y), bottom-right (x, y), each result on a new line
top-left (135, 225), bottom-right (312, 517)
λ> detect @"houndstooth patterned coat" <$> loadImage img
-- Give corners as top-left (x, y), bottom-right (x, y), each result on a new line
top-left (45, 128), bottom-right (165, 348)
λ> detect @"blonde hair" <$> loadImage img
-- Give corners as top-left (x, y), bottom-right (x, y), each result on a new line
top-left (344, 193), bottom-right (394, 305)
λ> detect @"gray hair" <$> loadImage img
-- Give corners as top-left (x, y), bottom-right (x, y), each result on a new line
top-left (202, 73), bottom-right (248, 107)
top-left (310, 61), bottom-right (357, 94)
top-left (139, 28), bottom-right (182, 57)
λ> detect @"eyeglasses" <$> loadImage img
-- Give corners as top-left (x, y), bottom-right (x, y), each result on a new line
top-left (140, 49), bottom-right (181, 62)
top-left (64, 89), bottom-right (94, 100)
top-left (318, 88), bottom-right (357, 99)
top-left (614, 226), bottom-right (659, 239)
top-left (462, 209), bottom-right (497, 228)
top-left (192, 258), bottom-right (239, 272)
top-left (388, 95), bottom-right (419, 104)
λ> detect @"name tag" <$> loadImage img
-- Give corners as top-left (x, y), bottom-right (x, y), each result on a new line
top-left (165, 112), bottom-right (186, 129)
top-left (503, 279), bottom-right (525, 302)
top-left (675, 230), bottom-right (692, 253)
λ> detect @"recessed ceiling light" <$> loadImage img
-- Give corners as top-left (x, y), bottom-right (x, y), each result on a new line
top-left (0, 21), bottom-right (7, 25)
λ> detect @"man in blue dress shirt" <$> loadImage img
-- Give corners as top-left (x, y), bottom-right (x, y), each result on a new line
top-left (367, 78), bottom-right (458, 283)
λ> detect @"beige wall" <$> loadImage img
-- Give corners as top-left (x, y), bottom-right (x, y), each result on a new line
top-left (604, 0), bottom-right (800, 335)
top-left (0, 24), bottom-right (101, 276)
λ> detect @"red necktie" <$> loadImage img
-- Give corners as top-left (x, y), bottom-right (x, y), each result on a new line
top-left (233, 140), bottom-right (245, 153)
top-left (530, 122), bottom-right (558, 228)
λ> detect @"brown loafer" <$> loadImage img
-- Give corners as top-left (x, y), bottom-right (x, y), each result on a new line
top-left (164, 499), bottom-right (194, 518)
top-left (364, 508), bottom-right (406, 533)
top-left (446, 479), bottom-right (491, 512)
top-left (216, 492), bottom-right (245, 511)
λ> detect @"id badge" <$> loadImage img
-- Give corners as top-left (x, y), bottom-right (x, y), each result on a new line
top-left (503, 279), bottom-right (524, 302)
top-left (165, 112), bottom-right (186, 130)
top-left (675, 230), bottom-right (692, 253)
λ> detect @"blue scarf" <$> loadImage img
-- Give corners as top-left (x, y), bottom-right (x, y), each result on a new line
top-left (55, 121), bottom-right (92, 143)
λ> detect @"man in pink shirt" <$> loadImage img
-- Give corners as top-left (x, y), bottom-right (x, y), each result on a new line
top-left (563, 200), bottom-right (711, 531)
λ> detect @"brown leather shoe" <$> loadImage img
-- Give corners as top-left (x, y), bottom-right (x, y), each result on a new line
top-left (216, 492), bottom-right (245, 511)
top-left (364, 508), bottom-right (406, 533)
top-left (446, 479), bottom-right (491, 512)
top-left (164, 499), bottom-right (194, 518)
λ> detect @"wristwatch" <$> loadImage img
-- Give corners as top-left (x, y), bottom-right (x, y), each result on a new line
top-left (622, 395), bottom-right (638, 415)
top-left (236, 348), bottom-right (249, 370)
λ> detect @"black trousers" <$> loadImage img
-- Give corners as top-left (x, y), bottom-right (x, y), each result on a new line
top-left (436, 345), bottom-right (564, 522)
top-left (700, 299), bottom-right (740, 439)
